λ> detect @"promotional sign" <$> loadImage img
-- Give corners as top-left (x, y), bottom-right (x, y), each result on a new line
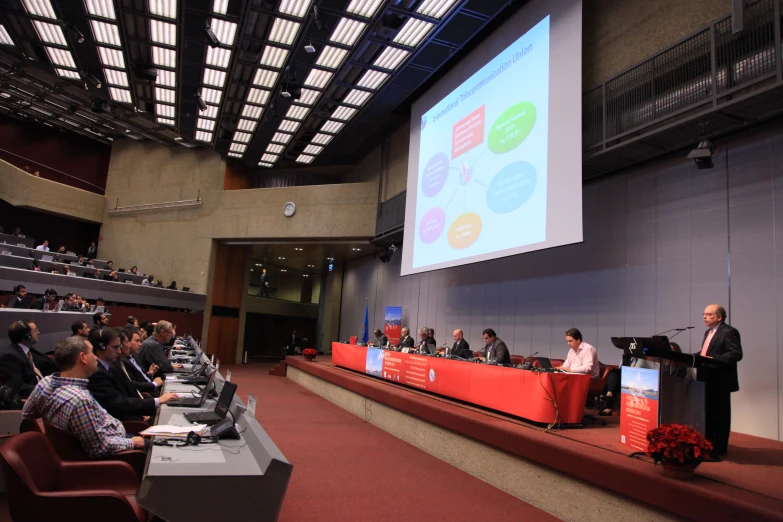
top-left (384, 306), bottom-right (403, 346)
top-left (619, 366), bottom-right (660, 452)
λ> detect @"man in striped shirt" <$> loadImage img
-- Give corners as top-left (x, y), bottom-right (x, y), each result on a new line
top-left (22, 336), bottom-right (146, 458)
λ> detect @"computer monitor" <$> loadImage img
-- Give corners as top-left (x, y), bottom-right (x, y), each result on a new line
top-left (213, 381), bottom-right (238, 420)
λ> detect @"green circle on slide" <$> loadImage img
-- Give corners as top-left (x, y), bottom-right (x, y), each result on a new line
top-left (488, 101), bottom-right (536, 154)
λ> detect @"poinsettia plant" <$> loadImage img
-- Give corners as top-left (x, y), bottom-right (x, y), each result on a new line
top-left (302, 348), bottom-right (317, 358)
top-left (646, 424), bottom-right (712, 465)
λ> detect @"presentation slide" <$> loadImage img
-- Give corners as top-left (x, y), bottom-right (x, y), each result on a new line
top-left (401, 0), bottom-right (582, 276)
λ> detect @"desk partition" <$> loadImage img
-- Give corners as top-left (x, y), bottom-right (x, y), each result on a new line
top-left (0, 234), bottom-right (34, 248)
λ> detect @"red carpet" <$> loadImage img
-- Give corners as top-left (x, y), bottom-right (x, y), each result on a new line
top-left (221, 363), bottom-right (554, 522)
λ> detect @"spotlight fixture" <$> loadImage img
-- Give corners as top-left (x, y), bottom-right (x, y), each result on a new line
top-left (687, 140), bottom-right (716, 169)
top-left (205, 23), bottom-right (220, 48)
top-left (379, 244), bottom-right (398, 263)
top-left (281, 84), bottom-right (291, 98)
top-left (79, 71), bottom-right (102, 89)
top-left (194, 91), bottom-right (208, 111)
top-left (304, 39), bottom-right (316, 53)
top-left (313, 6), bottom-right (327, 31)
top-left (60, 21), bottom-right (85, 44)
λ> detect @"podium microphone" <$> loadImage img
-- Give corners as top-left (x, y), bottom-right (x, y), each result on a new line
top-left (668, 326), bottom-right (694, 341)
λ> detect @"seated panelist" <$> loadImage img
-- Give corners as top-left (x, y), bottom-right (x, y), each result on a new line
top-left (476, 329), bottom-right (510, 365)
top-left (397, 327), bottom-right (415, 350)
top-left (561, 328), bottom-right (599, 378)
top-left (443, 329), bottom-right (471, 358)
top-left (370, 329), bottom-right (388, 348)
top-left (414, 327), bottom-right (437, 354)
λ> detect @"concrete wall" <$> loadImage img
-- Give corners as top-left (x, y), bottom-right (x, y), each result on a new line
top-left (0, 159), bottom-right (105, 223)
top-left (99, 140), bottom-right (377, 294)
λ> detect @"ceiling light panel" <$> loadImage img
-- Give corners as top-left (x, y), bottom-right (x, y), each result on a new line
top-left (30, 105), bottom-right (53, 116)
top-left (206, 46), bottom-right (231, 68)
top-left (90, 20), bottom-right (121, 46)
top-left (155, 104), bottom-right (175, 118)
top-left (158, 117), bottom-right (175, 126)
top-left (357, 69), bottom-right (389, 90)
top-left (98, 47), bottom-right (125, 68)
top-left (149, 0), bottom-right (177, 19)
top-left (311, 133), bottom-right (333, 145)
top-left (157, 69), bottom-right (175, 87)
top-left (212, 0), bottom-right (228, 14)
top-left (269, 18), bottom-right (300, 46)
top-left (266, 143), bottom-right (284, 153)
top-left (278, 0), bottom-right (314, 18)
top-left (271, 132), bottom-right (292, 144)
top-left (104, 68), bottom-right (129, 86)
top-left (150, 20), bottom-right (177, 46)
top-left (315, 46), bottom-right (348, 69)
top-left (84, 0), bottom-right (116, 19)
top-left (261, 153), bottom-right (279, 163)
top-left (321, 120), bottom-right (344, 133)
top-left (109, 87), bottom-right (132, 103)
top-left (233, 131), bottom-right (251, 143)
top-left (33, 21), bottom-right (67, 46)
top-left (203, 68), bottom-right (226, 87)
top-left (373, 46), bottom-right (410, 70)
top-left (416, 0), bottom-right (458, 18)
top-left (152, 46), bottom-right (176, 68)
top-left (343, 89), bottom-right (371, 106)
top-left (55, 68), bottom-right (80, 79)
top-left (200, 88), bottom-right (222, 104)
top-left (241, 105), bottom-right (262, 119)
top-left (285, 105), bottom-right (309, 120)
top-left (228, 152), bottom-right (242, 158)
top-left (237, 119), bottom-right (257, 132)
top-left (303, 144), bottom-right (323, 155)
top-left (197, 118), bottom-right (215, 131)
top-left (278, 119), bottom-right (299, 132)
top-left (155, 87), bottom-right (175, 103)
top-left (229, 143), bottom-right (247, 153)
top-left (0, 25), bottom-right (13, 46)
top-left (303, 69), bottom-right (332, 89)
top-left (346, 0), bottom-right (384, 18)
top-left (202, 104), bottom-right (219, 118)
top-left (297, 89), bottom-right (320, 106)
top-left (332, 106), bottom-right (357, 121)
top-left (259, 46), bottom-right (288, 69)
top-left (195, 130), bottom-right (212, 141)
top-left (252, 69), bottom-right (279, 88)
top-left (258, 162), bottom-right (274, 168)
top-left (209, 18), bottom-right (237, 46)
top-left (44, 47), bottom-right (76, 68)
top-left (296, 154), bottom-right (314, 164)
top-left (22, 0), bottom-right (56, 19)
top-left (329, 18), bottom-right (366, 46)
top-left (246, 88), bottom-right (270, 105)
top-left (393, 18), bottom-right (434, 48)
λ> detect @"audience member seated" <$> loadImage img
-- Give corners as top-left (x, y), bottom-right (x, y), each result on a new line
top-left (35, 240), bottom-right (49, 252)
top-left (86, 329), bottom-right (177, 422)
top-left (561, 328), bottom-right (599, 378)
top-left (138, 321), bottom-right (182, 377)
top-left (141, 274), bottom-right (154, 286)
top-left (30, 288), bottom-right (57, 310)
top-left (32, 261), bottom-right (41, 272)
top-left (87, 241), bottom-right (97, 258)
top-left (167, 281), bottom-right (177, 290)
top-left (126, 316), bottom-right (138, 328)
top-left (76, 255), bottom-right (86, 266)
top-left (83, 267), bottom-right (101, 279)
top-left (103, 271), bottom-right (119, 282)
top-left (90, 312), bottom-right (109, 335)
top-left (56, 246), bottom-right (66, 254)
top-left (106, 260), bottom-right (114, 271)
top-left (72, 320), bottom-right (89, 337)
top-left (86, 258), bottom-right (95, 268)
top-left (119, 328), bottom-right (162, 397)
top-left (61, 293), bottom-right (81, 312)
top-left (5, 285), bottom-right (26, 308)
top-left (12, 227), bottom-right (22, 237)
top-left (21, 335), bottom-right (146, 457)
top-left (129, 266), bottom-right (138, 274)
top-left (0, 320), bottom-right (58, 398)
top-left (61, 265), bottom-right (71, 276)
top-left (49, 263), bottom-right (61, 274)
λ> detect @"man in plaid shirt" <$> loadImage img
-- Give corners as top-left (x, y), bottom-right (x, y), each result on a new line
top-left (22, 336), bottom-right (146, 457)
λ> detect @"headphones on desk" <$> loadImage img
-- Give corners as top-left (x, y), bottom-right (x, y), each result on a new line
top-left (152, 431), bottom-right (214, 447)
top-left (16, 321), bottom-right (32, 341)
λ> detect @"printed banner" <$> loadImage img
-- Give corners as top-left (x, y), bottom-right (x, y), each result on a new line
top-left (384, 306), bottom-right (402, 346)
top-left (619, 366), bottom-right (659, 452)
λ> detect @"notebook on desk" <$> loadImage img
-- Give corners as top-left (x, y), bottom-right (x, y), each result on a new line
top-left (166, 371), bottom-right (216, 407)
top-left (183, 381), bottom-right (237, 426)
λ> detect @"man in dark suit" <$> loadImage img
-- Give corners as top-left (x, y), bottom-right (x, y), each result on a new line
top-left (260, 268), bottom-right (269, 297)
top-left (138, 320), bottom-right (182, 378)
top-left (5, 285), bottom-right (26, 309)
top-left (30, 288), bottom-right (58, 311)
top-left (83, 268), bottom-right (101, 279)
top-left (118, 329), bottom-right (161, 397)
top-left (448, 329), bottom-right (472, 359)
top-left (0, 320), bottom-right (56, 397)
top-left (87, 329), bottom-right (177, 421)
top-left (415, 327), bottom-right (437, 354)
top-left (371, 329), bottom-right (388, 348)
top-left (698, 304), bottom-right (743, 456)
top-left (90, 312), bottom-right (109, 335)
top-left (478, 328), bottom-right (511, 365)
top-left (397, 327), bottom-right (415, 350)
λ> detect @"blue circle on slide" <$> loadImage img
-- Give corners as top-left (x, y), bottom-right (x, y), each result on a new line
top-left (486, 162), bottom-right (537, 214)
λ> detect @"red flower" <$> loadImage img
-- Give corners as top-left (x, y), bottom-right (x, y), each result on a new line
top-left (646, 424), bottom-right (712, 465)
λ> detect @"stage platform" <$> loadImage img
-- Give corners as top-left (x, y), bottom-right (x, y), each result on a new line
top-left (282, 356), bottom-right (783, 521)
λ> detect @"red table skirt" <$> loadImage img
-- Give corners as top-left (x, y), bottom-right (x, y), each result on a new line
top-left (332, 343), bottom-right (591, 424)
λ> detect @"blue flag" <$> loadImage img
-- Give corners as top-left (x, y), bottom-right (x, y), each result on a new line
top-left (362, 301), bottom-right (369, 344)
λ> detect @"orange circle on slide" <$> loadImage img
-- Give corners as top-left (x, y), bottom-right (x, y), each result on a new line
top-left (447, 212), bottom-right (482, 249)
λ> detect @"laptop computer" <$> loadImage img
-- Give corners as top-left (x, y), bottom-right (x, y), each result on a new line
top-left (184, 381), bottom-right (237, 426)
top-left (166, 371), bottom-right (216, 407)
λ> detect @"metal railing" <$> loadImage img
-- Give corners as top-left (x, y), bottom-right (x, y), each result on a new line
top-left (0, 147), bottom-right (106, 194)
